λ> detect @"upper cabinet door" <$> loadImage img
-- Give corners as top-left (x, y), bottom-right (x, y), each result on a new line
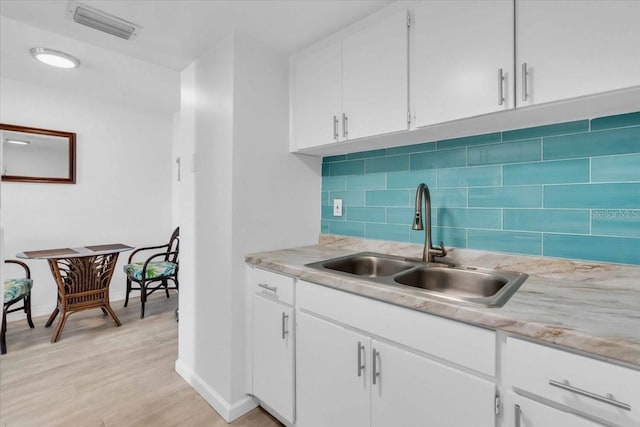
top-left (342, 10), bottom-right (409, 141)
top-left (413, 1), bottom-right (515, 128)
top-left (291, 41), bottom-right (342, 150)
top-left (516, 0), bottom-right (640, 107)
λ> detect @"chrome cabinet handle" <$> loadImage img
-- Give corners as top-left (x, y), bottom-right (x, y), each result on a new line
top-left (521, 62), bottom-right (529, 102)
top-left (514, 404), bottom-right (521, 427)
top-left (357, 342), bottom-right (365, 377)
top-left (498, 68), bottom-right (505, 106)
top-left (281, 312), bottom-right (289, 340)
top-left (333, 115), bottom-right (339, 140)
top-left (342, 113), bottom-right (348, 139)
top-left (372, 348), bottom-right (380, 385)
top-left (548, 380), bottom-right (631, 411)
top-left (258, 283), bottom-right (277, 293)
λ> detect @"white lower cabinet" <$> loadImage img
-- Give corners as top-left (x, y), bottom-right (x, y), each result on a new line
top-left (251, 268), bottom-right (295, 424)
top-left (509, 392), bottom-right (604, 427)
top-left (296, 312), bottom-right (370, 427)
top-left (296, 310), bottom-right (496, 427)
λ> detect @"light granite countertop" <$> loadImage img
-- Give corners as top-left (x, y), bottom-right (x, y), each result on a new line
top-left (246, 236), bottom-right (640, 369)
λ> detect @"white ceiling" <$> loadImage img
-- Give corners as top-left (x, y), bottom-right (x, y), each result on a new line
top-left (0, 0), bottom-right (393, 71)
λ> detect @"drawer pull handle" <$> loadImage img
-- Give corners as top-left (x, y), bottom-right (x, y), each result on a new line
top-left (514, 404), bottom-right (521, 427)
top-left (357, 341), bottom-right (365, 377)
top-left (548, 380), bottom-right (631, 411)
top-left (372, 348), bottom-right (380, 385)
top-left (258, 283), bottom-right (278, 293)
top-left (281, 312), bottom-right (289, 340)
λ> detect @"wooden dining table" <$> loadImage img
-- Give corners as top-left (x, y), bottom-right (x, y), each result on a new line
top-left (17, 243), bottom-right (133, 343)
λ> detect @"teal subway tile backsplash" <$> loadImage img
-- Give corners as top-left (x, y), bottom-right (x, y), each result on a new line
top-left (437, 208), bottom-right (502, 230)
top-left (502, 120), bottom-right (589, 142)
top-left (504, 209), bottom-right (590, 234)
top-left (387, 207), bottom-right (418, 225)
top-left (543, 126), bottom-right (640, 160)
top-left (438, 165), bottom-right (501, 188)
top-left (386, 141), bottom-right (436, 156)
top-left (366, 190), bottom-right (412, 207)
top-left (346, 174), bottom-right (386, 191)
top-left (503, 159), bottom-right (590, 185)
top-left (328, 159), bottom-right (364, 176)
top-left (365, 155), bottom-right (410, 173)
top-left (327, 220), bottom-right (364, 237)
top-left (544, 183), bottom-right (640, 209)
top-left (346, 207), bottom-right (386, 223)
top-left (591, 210), bottom-right (640, 238)
top-left (410, 148), bottom-right (466, 170)
top-left (469, 186), bottom-right (542, 208)
top-left (468, 230), bottom-right (542, 255)
top-left (387, 170), bottom-right (437, 189)
top-left (544, 234), bottom-right (640, 265)
top-left (591, 112), bottom-right (640, 131)
top-left (437, 132), bottom-right (501, 150)
top-left (467, 139), bottom-right (541, 166)
top-left (347, 149), bottom-right (386, 160)
top-left (591, 153), bottom-right (640, 182)
top-left (320, 111), bottom-right (640, 265)
top-left (365, 223), bottom-right (411, 242)
top-left (329, 191), bottom-right (365, 207)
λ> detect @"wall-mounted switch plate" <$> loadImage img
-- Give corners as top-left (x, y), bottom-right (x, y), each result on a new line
top-left (333, 199), bottom-right (343, 217)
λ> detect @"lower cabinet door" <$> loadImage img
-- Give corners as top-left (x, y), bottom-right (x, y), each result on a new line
top-left (252, 294), bottom-right (294, 423)
top-left (370, 339), bottom-right (496, 427)
top-left (510, 393), bottom-right (604, 427)
top-left (296, 311), bottom-right (370, 427)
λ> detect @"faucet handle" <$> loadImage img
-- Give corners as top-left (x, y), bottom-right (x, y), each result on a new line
top-left (437, 242), bottom-right (447, 257)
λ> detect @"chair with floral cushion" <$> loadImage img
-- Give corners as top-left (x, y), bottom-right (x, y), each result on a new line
top-left (123, 227), bottom-right (179, 319)
top-left (2, 260), bottom-right (35, 354)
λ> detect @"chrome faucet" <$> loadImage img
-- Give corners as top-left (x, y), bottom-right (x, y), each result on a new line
top-left (413, 183), bottom-right (447, 263)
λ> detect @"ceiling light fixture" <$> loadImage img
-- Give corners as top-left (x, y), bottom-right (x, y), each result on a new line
top-left (30, 47), bottom-right (81, 69)
top-left (6, 139), bottom-right (31, 145)
top-left (67, 1), bottom-right (141, 40)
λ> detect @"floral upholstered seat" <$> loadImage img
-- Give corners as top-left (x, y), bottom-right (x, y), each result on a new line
top-left (2, 260), bottom-right (35, 354)
top-left (4, 278), bottom-right (33, 302)
top-left (123, 227), bottom-right (179, 319)
top-left (123, 261), bottom-right (177, 281)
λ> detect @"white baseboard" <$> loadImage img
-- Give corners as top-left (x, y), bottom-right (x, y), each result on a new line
top-left (175, 359), bottom-right (258, 422)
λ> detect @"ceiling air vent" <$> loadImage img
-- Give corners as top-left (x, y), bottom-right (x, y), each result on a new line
top-left (66, 1), bottom-right (142, 40)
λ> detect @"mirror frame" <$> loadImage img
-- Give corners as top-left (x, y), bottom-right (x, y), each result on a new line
top-left (1, 123), bottom-right (76, 184)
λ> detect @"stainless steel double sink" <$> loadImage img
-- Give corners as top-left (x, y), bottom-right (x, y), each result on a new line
top-left (305, 252), bottom-right (528, 307)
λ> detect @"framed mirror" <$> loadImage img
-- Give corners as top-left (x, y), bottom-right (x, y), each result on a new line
top-left (1, 123), bottom-right (76, 184)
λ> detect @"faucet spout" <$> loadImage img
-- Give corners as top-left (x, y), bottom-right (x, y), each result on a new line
top-left (413, 183), bottom-right (447, 263)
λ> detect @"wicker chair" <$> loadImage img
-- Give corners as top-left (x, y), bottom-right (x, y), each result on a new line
top-left (2, 260), bottom-right (35, 354)
top-left (123, 227), bottom-right (179, 318)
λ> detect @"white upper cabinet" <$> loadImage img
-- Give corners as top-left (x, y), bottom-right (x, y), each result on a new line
top-left (516, 0), bottom-right (640, 107)
top-left (413, 1), bottom-right (515, 127)
top-left (342, 9), bottom-right (409, 141)
top-left (291, 41), bottom-right (342, 151)
top-left (290, 9), bottom-right (408, 151)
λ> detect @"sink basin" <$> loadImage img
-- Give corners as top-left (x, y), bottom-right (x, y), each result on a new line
top-left (309, 252), bottom-right (414, 277)
top-left (305, 252), bottom-right (528, 307)
top-left (393, 266), bottom-right (527, 307)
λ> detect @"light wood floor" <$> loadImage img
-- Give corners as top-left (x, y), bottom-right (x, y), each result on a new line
top-left (0, 294), bottom-right (282, 427)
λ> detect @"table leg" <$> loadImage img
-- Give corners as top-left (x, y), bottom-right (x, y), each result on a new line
top-left (45, 307), bottom-right (59, 328)
top-left (51, 312), bottom-right (71, 343)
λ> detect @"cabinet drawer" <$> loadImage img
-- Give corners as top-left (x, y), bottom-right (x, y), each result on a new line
top-left (506, 337), bottom-right (640, 426)
top-left (252, 267), bottom-right (294, 305)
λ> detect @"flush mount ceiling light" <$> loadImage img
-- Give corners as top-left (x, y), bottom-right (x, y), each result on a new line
top-left (30, 47), bottom-right (81, 69)
top-left (67, 1), bottom-right (142, 40)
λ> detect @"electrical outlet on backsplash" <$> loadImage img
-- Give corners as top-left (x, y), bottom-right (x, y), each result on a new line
top-left (320, 111), bottom-right (640, 266)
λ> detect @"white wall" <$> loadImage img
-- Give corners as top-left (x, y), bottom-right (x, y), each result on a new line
top-left (176, 34), bottom-right (321, 421)
top-left (0, 77), bottom-right (176, 319)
